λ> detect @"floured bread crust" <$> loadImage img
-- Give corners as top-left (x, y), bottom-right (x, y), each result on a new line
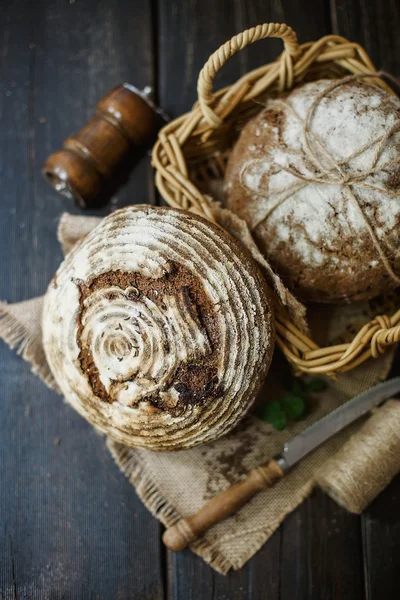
top-left (224, 79), bottom-right (400, 303)
top-left (43, 206), bottom-right (274, 450)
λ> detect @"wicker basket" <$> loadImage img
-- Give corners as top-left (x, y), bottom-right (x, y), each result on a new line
top-left (152, 22), bottom-right (400, 376)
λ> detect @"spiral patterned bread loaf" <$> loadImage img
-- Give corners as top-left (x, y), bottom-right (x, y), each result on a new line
top-left (43, 206), bottom-right (274, 450)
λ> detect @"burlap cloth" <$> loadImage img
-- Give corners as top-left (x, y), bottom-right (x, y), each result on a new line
top-left (1, 213), bottom-right (400, 575)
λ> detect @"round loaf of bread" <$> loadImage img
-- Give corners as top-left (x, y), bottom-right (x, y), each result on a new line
top-left (224, 79), bottom-right (400, 303)
top-left (42, 206), bottom-right (274, 450)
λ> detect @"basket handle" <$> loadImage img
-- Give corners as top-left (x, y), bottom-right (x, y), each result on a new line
top-left (197, 23), bottom-right (299, 127)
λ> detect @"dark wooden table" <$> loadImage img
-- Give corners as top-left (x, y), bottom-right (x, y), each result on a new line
top-left (1, 1), bottom-right (400, 598)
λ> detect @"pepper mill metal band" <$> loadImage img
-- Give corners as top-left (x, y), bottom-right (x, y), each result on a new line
top-left (43, 84), bottom-right (166, 208)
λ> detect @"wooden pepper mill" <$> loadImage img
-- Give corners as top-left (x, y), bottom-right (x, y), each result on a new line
top-left (43, 84), bottom-right (166, 208)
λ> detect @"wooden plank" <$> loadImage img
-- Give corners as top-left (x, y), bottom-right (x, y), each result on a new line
top-left (166, 532), bottom-right (282, 600)
top-left (230, 7), bottom-right (355, 599)
top-left (158, 0), bottom-right (330, 120)
top-left (158, 4), bottom-right (247, 596)
top-left (330, 3), bottom-right (400, 598)
top-left (362, 475), bottom-right (400, 600)
top-left (166, 538), bottom-right (282, 600)
top-left (330, 0), bottom-right (400, 76)
top-left (157, 1), bottom-right (332, 598)
top-left (0, 1), bottom-right (164, 598)
top-left (280, 491), bottom-right (364, 600)
top-left (166, 551), bottom-right (214, 600)
top-left (360, 349), bottom-right (400, 600)
top-left (158, 0), bottom-right (255, 595)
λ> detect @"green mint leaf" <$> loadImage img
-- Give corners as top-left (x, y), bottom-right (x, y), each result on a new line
top-left (281, 395), bottom-right (306, 420)
top-left (258, 401), bottom-right (287, 431)
top-left (290, 380), bottom-right (303, 396)
top-left (258, 401), bottom-right (281, 420)
top-left (306, 378), bottom-right (328, 393)
top-left (271, 412), bottom-right (287, 431)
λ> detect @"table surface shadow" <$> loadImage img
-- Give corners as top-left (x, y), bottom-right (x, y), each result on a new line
top-left (0, 0), bottom-right (400, 599)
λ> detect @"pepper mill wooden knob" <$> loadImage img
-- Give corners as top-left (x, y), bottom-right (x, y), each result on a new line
top-left (43, 84), bottom-right (165, 208)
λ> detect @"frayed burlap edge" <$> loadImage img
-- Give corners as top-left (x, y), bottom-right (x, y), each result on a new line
top-left (0, 299), bottom-right (58, 391)
top-left (57, 212), bottom-right (102, 256)
top-left (106, 438), bottom-right (315, 574)
top-left (106, 441), bottom-right (234, 574)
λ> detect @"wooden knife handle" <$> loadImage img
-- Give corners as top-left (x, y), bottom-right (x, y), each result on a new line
top-left (162, 459), bottom-right (284, 552)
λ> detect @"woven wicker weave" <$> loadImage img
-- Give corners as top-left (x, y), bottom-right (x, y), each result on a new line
top-left (152, 23), bottom-right (400, 376)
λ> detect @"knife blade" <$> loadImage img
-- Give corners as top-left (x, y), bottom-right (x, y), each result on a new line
top-left (276, 376), bottom-right (400, 472)
top-left (162, 377), bottom-right (400, 552)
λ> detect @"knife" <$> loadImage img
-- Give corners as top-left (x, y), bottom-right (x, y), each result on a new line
top-left (162, 377), bottom-right (400, 551)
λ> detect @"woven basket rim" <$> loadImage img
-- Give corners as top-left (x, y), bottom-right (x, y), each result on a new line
top-left (151, 22), bottom-right (400, 377)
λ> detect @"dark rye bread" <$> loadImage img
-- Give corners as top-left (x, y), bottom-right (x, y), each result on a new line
top-left (77, 265), bottom-right (222, 416)
top-left (42, 206), bottom-right (275, 450)
top-left (224, 79), bottom-right (400, 303)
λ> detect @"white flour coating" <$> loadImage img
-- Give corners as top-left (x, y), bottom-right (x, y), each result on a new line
top-left (42, 206), bottom-right (274, 450)
top-left (233, 79), bottom-right (400, 269)
top-left (79, 286), bottom-right (211, 406)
